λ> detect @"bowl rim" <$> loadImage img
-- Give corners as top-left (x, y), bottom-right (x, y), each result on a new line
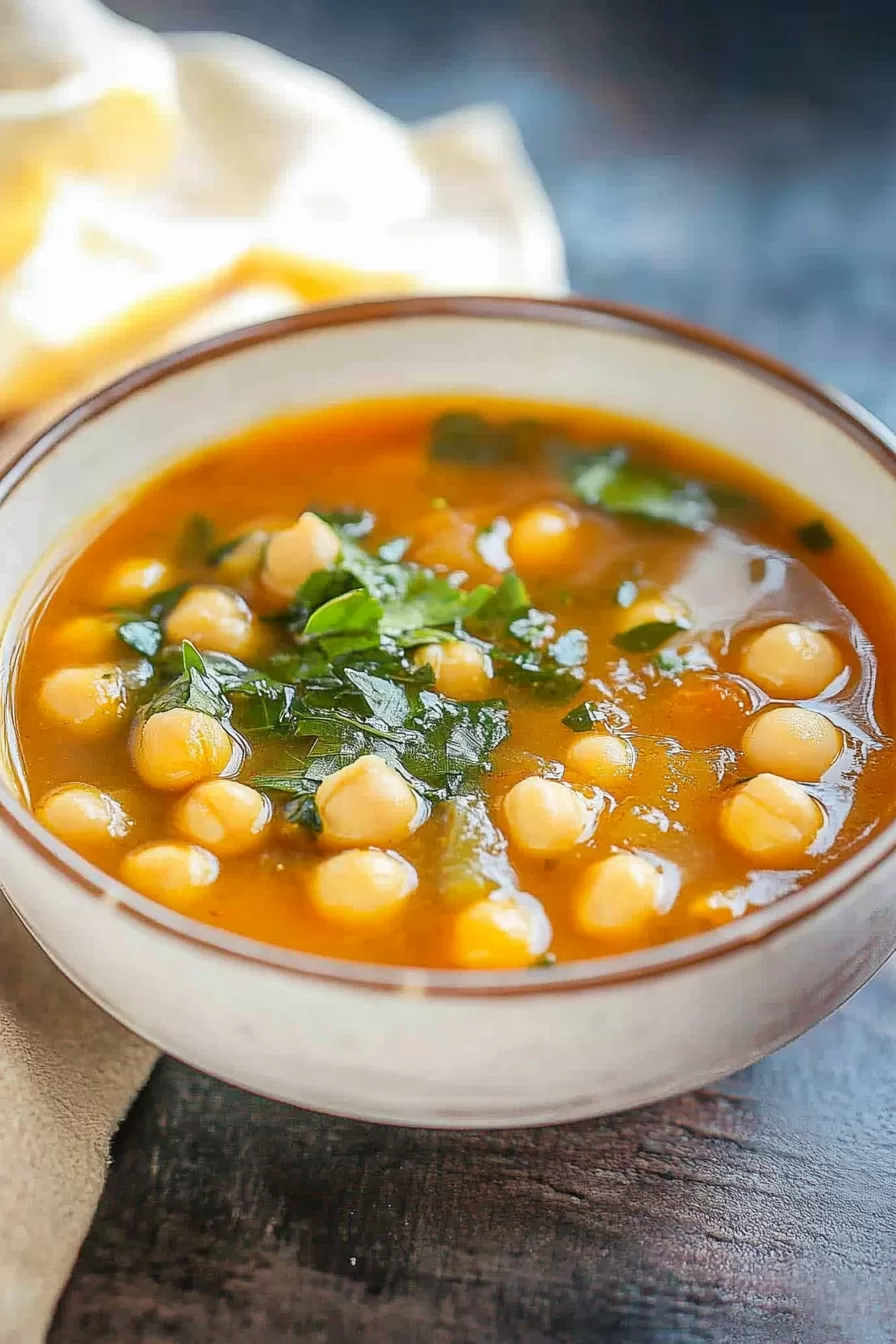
top-left (5, 291), bottom-right (896, 998)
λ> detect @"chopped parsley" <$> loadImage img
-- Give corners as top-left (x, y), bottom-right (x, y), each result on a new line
top-left (430, 412), bottom-right (518, 466)
top-left (795, 519), bottom-right (835, 553)
top-left (176, 513), bottom-right (216, 566)
top-left (569, 445), bottom-right (752, 531)
top-left (562, 700), bottom-right (614, 732)
top-left (612, 619), bottom-right (691, 653)
top-left (143, 641), bottom-right (232, 721)
top-left (115, 582), bottom-right (190, 658)
top-left (252, 666), bottom-right (511, 805)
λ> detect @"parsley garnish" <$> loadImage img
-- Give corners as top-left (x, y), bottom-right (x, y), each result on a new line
top-left (283, 795), bottom-right (323, 836)
top-left (117, 618), bottom-right (164, 658)
top-left (143, 641), bottom-right (232, 720)
top-left (130, 508), bottom-right (592, 804)
top-left (176, 514), bottom-right (216, 566)
top-left (430, 412), bottom-right (518, 466)
top-left (472, 574), bottom-right (587, 702)
top-left (612, 620), bottom-right (691, 653)
top-left (795, 519), bottom-right (835, 553)
top-left (253, 669), bottom-right (511, 805)
top-left (570, 446), bottom-right (751, 531)
top-left (562, 700), bottom-right (613, 732)
top-left (115, 582), bottom-right (191, 657)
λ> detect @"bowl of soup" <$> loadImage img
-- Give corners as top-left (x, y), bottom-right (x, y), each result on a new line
top-left (2, 294), bottom-right (896, 1127)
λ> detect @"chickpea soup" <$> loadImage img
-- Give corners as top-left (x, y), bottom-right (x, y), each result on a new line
top-left (13, 397), bottom-right (896, 970)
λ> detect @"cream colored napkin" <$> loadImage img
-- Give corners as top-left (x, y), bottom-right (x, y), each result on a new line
top-left (0, 1), bottom-right (565, 1338)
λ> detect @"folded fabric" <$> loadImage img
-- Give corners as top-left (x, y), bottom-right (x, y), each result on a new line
top-left (0, 0), bottom-right (566, 419)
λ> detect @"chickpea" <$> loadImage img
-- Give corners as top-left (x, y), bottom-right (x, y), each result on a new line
top-left (719, 773), bottom-right (822, 866)
top-left (165, 586), bottom-right (255, 658)
top-left (309, 849), bottom-right (417, 927)
top-left (508, 502), bottom-right (579, 572)
top-left (51, 615), bottom-right (119, 663)
top-left (121, 842), bottom-right (218, 906)
top-left (739, 623), bottom-right (843, 699)
top-left (35, 783), bottom-right (132, 848)
top-left (413, 640), bottom-right (493, 700)
top-left (573, 853), bottom-right (663, 937)
top-left (261, 512), bottom-right (340, 601)
top-left (616, 595), bottom-right (690, 636)
top-left (452, 893), bottom-right (550, 969)
top-left (316, 755), bottom-right (421, 848)
top-left (173, 779), bottom-right (271, 856)
top-left (37, 664), bottom-right (127, 739)
top-left (565, 733), bottom-right (635, 791)
top-left (102, 557), bottom-right (171, 608)
top-left (742, 706), bottom-right (841, 782)
top-left (131, 707), bottom-right (235, 791)
top-left (503, 776), bottom-right (592, 857)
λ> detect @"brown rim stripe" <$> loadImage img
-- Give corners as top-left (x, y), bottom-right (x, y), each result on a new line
top-left (4, 293), bottom-right (896, 998)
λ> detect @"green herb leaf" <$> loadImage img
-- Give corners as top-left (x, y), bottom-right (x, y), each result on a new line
top-left (253, 771), bottom-right (315, 793)
top-left (795, 519), bottom-right (835, 553)
top-left (507, 609), bottom-right (553, 648)
top-left (315, 508), bottom-right (375, 538)
top-left (117, 618), bottom-right (164, 658)
top-left (298, 567), bottom-right (359, 612)
top-left (476, 572), bottom-right (531, 626)
top-left (571, 448), bottom-right (735, 530)
top-left (568, 446), bottom-right (629, 505)
top-left (121, 659), bottom-right (156, 693)
top-left (177, 514), bottom-right (216, 565)
top-left (145, 583), bottom-right (191, 623)
top-left (144, 640), bottom-right (232, 720)
top-left (254, 680), bottom-right (510, 806)
top-left (283, 794), bottom-right (323, 835)
top-left (492, 648), bottom-right (585, 702)
top-left (612, 619), bottom-right (691, 653)
top-left (343, 667), bottom-right (410, 728)
top-left (653, 650), bottom-right (685, 675)
top-left (401, 693), bottom-right (510, 798)
top-left (181, 641), bottom-right (206, 675)
top-left (430, 412), bottom-right (517, 466)
top-left (381, 574), bottom-right (494, 639)
top-left (303, 589), bottom-right (384, 639)
top-left (266, 647), bottom-right (334, 684)
top-left (336, 532), bottom-right (410, 603)
top-left (561, 700), bottom-right (613, 732)
top-left (114, 583), bottom-right (190, 656)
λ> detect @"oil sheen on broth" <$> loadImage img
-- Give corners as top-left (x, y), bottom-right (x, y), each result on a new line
top-left (13, 397), bottom-right (896, 971)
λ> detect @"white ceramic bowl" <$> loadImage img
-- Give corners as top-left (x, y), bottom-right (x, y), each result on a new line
top-left (2, 295), bottom-right (896, 1128)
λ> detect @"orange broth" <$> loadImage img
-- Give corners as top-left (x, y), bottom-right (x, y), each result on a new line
top-left (13, 396), bottom-right (896, 968)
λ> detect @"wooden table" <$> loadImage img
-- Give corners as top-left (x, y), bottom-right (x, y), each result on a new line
top-left (51, 1), bottom-right (896, 1338)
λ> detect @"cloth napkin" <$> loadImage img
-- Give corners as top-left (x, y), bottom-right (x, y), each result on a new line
top-left (0, 1), bottom-right (566, 1338)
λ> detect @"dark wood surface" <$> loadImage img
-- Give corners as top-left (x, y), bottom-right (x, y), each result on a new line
top-left (52, 2), bottom-right (896, 1339)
